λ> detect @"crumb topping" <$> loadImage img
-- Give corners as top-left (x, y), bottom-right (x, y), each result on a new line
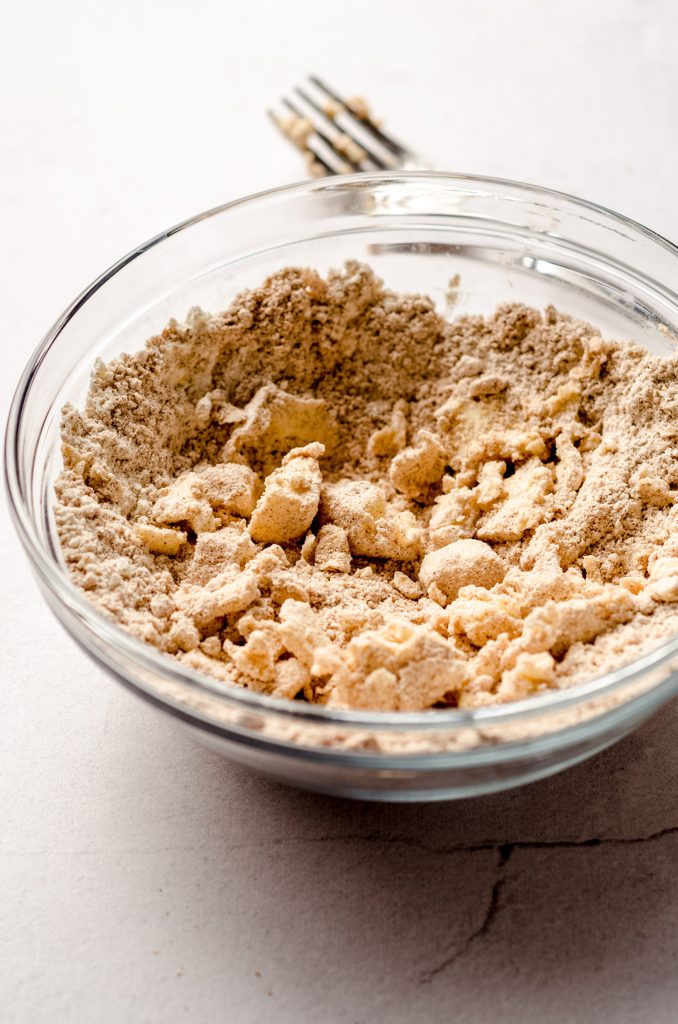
top-left (55, 263), bottom-right (678, 711)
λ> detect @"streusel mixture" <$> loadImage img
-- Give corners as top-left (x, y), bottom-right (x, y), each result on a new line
top-left (55, 263), bottom-right (678, 711)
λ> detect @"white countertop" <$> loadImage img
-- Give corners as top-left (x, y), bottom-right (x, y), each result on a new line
top-left (3, 1), bottom-right (678, 1020)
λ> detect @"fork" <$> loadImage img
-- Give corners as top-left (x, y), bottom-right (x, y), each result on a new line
top-left (268, 75), bottom-right (429, 176)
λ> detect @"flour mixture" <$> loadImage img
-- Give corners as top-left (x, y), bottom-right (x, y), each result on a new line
top-left (56, 263), bottom-right (678, 711)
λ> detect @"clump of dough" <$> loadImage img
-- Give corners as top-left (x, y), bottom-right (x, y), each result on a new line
top-left (428, 488), bottom-right (480, 548)
top-left (419, 539), bottom-right (507, 602)
top-left (152, 463), bottom-right (259, 534)
top-left (631, 467), bottom-right (673, 508)
top-left (175, 566), bottom-right (260, 631)
top-left (314, 524), bottom-right (352, 573)
top-left (325, 620), bottom-right (468, 711)
top-left (448, 590), bottom-right (521, 646)
top-left (223, 384), bottom-right (336, 470)
top-left (196, 464), bottom-right (261, 518)
top-left (273, 657), bottom-right (311, 700)
top-left (477, 459), bottom-right (554, 542)
top-left (319, 480), bottom-right (423, 561)
top-left (389, 430), bottom-right (447, 499)
top-left (392, 571), bottom-right (422, 600)
top-left (277, 599), bottom-right (333, 668)
top-left (188, 524), bottom-right (257, 584)
top-left (367, 400), bottom-right (408, 458)
top-left (249, 443), bottom-right (324, 544)
top-left (496, 652), bottom-right (557, 703)
top-left (152, 473), bottom-right (217, 534)
top-left (642, 556), bottom-right (678, 605)
top-left (228, 627), bottom-right (283, 685)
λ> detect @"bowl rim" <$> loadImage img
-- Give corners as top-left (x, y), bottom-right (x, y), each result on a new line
top-left (6, 168), bottom-right (678, 733)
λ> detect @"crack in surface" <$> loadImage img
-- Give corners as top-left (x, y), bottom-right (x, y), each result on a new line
top-left (286, 822), bottom-right (678, 858)
top-left (407, 824), bottom-right (678, 986)
top-left (418, 844), bottom-right (514, 986)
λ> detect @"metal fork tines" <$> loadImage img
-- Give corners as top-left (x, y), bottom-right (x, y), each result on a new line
top-left (268, 75), bottom-right (425, 176)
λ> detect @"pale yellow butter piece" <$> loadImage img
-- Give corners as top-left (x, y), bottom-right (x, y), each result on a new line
top-left (135, 523), bottom-right (186, 556)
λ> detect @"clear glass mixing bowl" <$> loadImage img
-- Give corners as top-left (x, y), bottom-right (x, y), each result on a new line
top-left (6, 172), bottom-right (678, 801)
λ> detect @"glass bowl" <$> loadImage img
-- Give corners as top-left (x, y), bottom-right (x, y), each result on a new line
top-left (6, 172), bottom-right (678, 802)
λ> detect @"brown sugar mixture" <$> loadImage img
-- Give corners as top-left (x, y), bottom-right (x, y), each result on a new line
top-left (55, 262), bottom-right (678, 712)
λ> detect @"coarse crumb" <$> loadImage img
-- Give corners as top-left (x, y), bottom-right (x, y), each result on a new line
top-left (56, 262), bottom-right (678, 712)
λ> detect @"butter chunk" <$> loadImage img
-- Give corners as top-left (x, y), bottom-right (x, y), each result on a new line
top-left (420, 539), bottom-right (506, 601)
top-left (249, 443), bottom-right (324, 544)
top-left (135, 522), bottom-right (186, 555)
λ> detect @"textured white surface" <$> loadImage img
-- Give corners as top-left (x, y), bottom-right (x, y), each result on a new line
top-left (2, 1), bottom-right (678, 1020)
